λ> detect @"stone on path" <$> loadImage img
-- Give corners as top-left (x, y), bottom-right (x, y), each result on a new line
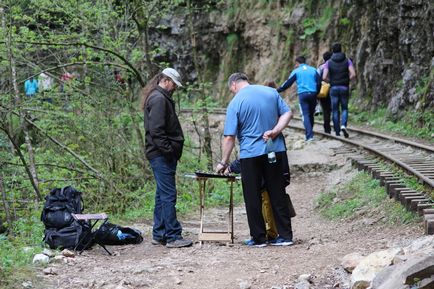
top-left (341, 252), bottom-right (364, 273)
top-left (297, 273), bottom-right (312, 282)
top-left (239, 280), bottom-right (251, 289)
top-left (371, 255), bottom-right (434, 289)
top-left (42, 248), bottom-right (55, 257)
top-left (351, 247), bottom-right (402, 289)
top-left (294, 280), bottom-right (311, 289)
top-left (402, 235), bottom-right (434, 256)
top-left (21, 281), bottom-right (33, 288)
top-left (61, 249), bottom-right (75, 258)
top-left (32, 253), bottom-right (49, 265)
top-left (42, 267), bottom-right (58, 275)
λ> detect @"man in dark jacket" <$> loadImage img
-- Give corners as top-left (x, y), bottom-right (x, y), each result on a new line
top-left (322, 43), bottom-right (356, 138)
top-left (142, 68), bottom-right (192, 248)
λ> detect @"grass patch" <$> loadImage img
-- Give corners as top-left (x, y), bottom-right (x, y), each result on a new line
top-left (0, 209), bottom-right (46, 289)
top-left (350, 107), bottom-right (433, 141)
top-left (316, 172), bottom-right (420, 224)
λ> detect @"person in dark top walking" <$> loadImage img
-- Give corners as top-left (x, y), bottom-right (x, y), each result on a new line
top-left (277, 56), bottom-right (321, 141)
top-left (317, 51), bottom-right (333, 134)
top-left (140, 68), bottom-right (192, 248)
top-left (322, 43), bottom-right (356, 138)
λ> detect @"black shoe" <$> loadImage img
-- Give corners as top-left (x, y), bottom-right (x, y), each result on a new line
top-left (151, 239), bottom-right (166, 246)
top-left (341, 126), bottom-right (349, 138)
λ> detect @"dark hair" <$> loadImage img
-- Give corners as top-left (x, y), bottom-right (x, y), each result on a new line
top-left (264, 80), bottom-right (277, 88)
top-left (227, 73), bottom-right (249, 88)
top-left (323, 51), bottom-right (332, 61)
top-left (140, 73), bottom-right (168, 111)
top-left (295, 56), bottom-right (306, 64)
top-left (332, 43), bottom-right (342, 53)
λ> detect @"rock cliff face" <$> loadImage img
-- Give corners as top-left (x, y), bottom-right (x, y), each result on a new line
top-left (148, 0), bottom-right (433, 114)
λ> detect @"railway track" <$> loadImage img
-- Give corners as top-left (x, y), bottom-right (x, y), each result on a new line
top-left (289, 117), bottom-right (434, 188)
top-left (182, 108), bottom-right (433, 189)
top-left (182, 108), bottom-right (434, 233)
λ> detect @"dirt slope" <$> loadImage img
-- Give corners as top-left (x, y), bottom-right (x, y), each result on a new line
top-left (40, 133), bottom-right (423, 289)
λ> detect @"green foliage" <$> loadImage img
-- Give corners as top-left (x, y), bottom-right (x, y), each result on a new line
top-left (339, 17), bottom-right (351, 26)
top-left (0, 209), bottom-right (44, 288)
top-left (415, 68), bottom-right (434, 108)
top-left (350, 107), bottom-right (433, 140)
top-left (299, 7), bottom-right (333, 39)
top-left (316, 172), bottom-right (419, 224)
top-left (226, 33), bottom-right (239, 48)
top-left (226, 0), bottom-right (241, 19)
top-left (384, 202), bottom-right (420, 225)
top-left (371, 161), bottom-right (433, 200)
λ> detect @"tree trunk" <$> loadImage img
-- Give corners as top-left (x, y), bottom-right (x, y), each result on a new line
top-left (2, 7), bottom-right (41, 200)
top-left (0, 174), bottom-right (13, 234)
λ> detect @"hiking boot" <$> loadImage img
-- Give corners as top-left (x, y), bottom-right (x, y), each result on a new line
top-left (269, 236), bottom-right (294, 246)
top-left (341, 126), bottom-right (349, 138)
top-left (243, 239), bottom-right (267, 248)
top-left (151, 239), bottom-right (166, 246)
top-left (166, 238), bottom-right (193, 248)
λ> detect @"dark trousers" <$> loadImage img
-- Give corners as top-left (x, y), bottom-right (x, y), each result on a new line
top-left (149, 156), bottom-right (182, 242)
top-left (299, 92), bottom-right (317, 140)
top-left (330, 86), bottom-right (349, 136)
top-left (318, 95), bottom-right (331, 133)
top-left (240, 152), bottom-right (293, 243)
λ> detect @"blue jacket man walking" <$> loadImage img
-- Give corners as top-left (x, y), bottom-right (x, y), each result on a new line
top-left (24, 77), bottom-right (39, 97)
top-left (277, 56), bottom-right (321, 141)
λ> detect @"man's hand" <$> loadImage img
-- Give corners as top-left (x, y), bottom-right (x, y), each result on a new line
top-left (215, 162), bottom-right (228, 174)
top-left (263, 130), bottom-right (276, 142)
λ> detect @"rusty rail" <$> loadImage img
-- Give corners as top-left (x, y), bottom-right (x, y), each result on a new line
top-left (181, 108), bottom-right (434, 189)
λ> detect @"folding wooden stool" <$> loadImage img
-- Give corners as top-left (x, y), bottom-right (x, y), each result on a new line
top-left (72, 213), bottom-right (112, 255)
top-left (186, 172), bottom-right (238, 245)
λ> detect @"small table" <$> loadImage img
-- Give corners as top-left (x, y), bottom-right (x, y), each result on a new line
top-left (185, 172), bottom-right (238, 244)
top-left (71, 213), bottom-right (112, 255)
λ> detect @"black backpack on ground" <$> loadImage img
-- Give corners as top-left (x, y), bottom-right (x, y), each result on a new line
top-left (41, 186), bottom-right (93, 250)
top-left (94, 222), bottom-right (143, 245)
top-left (43, 221), bottom-right (94, 250)
top-left (41, 186), bottom-right (83, 229)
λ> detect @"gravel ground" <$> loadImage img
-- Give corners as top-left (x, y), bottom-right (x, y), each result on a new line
top-left (39, 133), bottom-right (423, 289)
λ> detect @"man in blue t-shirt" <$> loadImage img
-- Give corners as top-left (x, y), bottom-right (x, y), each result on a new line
top-left (215, 72), bottom-right (294, 247)
top-left (277, 56), bottom-right (321, 141)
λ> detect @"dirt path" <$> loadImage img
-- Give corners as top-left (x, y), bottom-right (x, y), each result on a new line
top-left (40, 134), bottom-right (423, 289)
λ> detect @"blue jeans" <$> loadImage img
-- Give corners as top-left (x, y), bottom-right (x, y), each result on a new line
top-left (330, 87), bottom-right (349, 136)
top-left (299, 92), bottom-right (317, 140)
top-left (149, 156), bottom-right (182, 242)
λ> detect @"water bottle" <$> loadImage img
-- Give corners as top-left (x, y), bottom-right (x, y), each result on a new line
top-left (117, 230), bottom-right (126, 240)
top-left (267, 139), bottom-right (276, 164)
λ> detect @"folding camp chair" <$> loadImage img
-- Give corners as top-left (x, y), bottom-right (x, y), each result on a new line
top-left (72, 213), bottom-right (112, 255)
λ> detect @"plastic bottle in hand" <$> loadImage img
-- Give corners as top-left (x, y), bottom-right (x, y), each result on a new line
top-left (266, 139), bottom-right (276, 164)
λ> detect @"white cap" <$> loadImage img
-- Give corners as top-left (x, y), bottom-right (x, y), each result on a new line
top-left (162, 68), bottom-right (183, 87)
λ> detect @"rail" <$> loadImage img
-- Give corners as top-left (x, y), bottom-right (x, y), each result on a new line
top-left (180, 108), bottom-right (434, 189)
